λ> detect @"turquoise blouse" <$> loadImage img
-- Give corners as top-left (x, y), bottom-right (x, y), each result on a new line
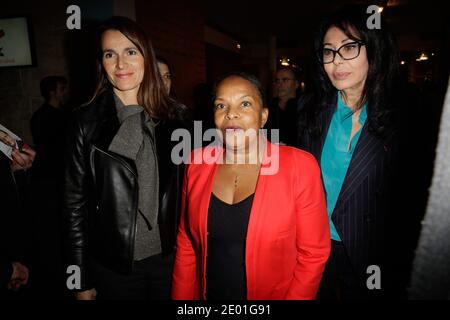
top-left (320, 92), bottom-right (367, 241)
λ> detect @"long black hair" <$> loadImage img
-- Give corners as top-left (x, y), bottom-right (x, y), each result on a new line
top-left (300, 5), bottom-right (401, 138)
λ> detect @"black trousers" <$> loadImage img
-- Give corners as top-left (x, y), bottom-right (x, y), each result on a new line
top-left (317, 240), bottom-right (369, 300)
top-left (91, 253), bottom-right (174, 300)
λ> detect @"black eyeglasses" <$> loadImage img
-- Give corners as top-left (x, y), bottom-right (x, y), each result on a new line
top-left (318, 41), bottom-right (366, 64)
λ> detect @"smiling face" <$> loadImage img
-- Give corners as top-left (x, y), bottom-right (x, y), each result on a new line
top-left (101, 29), bottom-right (145, 104)
top-left (214, 76), bottom-right (268, 153)
top-left (323, 26), bottom-right (369, 94)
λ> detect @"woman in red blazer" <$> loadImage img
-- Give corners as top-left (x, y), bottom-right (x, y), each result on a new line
top-left (172, 72), bottom-right (330, 300)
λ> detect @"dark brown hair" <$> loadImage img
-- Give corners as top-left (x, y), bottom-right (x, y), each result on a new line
top-left (90, 16), bottom-right (171, 119)
top-left (40, 76), bottom-right (67, 101)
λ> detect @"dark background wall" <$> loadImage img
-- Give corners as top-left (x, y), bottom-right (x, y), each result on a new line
top-left (1, 0), bottom-right (448, 146)
top-left (1, 0), bottom-right (73, 143)
top-left (0, 0), bottom-right (116, 143)
top-left (135, 0), bottom-right (206, 110)
top-left (0, 0), bottom-right (210, 143)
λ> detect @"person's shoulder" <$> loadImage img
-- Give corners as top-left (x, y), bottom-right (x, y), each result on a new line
top-left (183, 146), bottom-right (218, 178)
top-left (190, 145), bottom-right (219, 162)
top-left (190, 146), bottom-right (206, 159)
top-left (71, 91), bottom-right (114, 123)
top-left (70, 103), bottom-right (97, 124)
top-left (173, 101), bottom-right (190, 115)
top-left (169, 101), bottom-right (192, 124)
top-left (297, 93), bottom-right (313, 108)
top-left (277, 146), bottom-right (321, 184)
top-left (30, 103), bottom-right (50, 120)
top-left (278, 144), bottom-right (313, 158)
top-left (278, 145), bottom-right (318, 166)
top-left (268, 97), bottom-right (280, 108)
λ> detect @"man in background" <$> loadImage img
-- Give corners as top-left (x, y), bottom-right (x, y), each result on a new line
top-left (31, 75), bottom-right (68, 180)
top-left (29, 75), bottom-right (69, 299)
top-left (266, 67), bottom-right (302, 146)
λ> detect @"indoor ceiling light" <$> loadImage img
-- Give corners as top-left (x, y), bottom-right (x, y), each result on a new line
top-left (416, 53), bottom-right (429, 62)
top-left (280, 57), bottom-right (290, 66)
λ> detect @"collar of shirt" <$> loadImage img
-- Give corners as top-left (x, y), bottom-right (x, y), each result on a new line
top-left (337, 91), bottom-right (367, 125)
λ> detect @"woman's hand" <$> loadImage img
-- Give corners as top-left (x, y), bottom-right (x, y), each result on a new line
top-left (7, 262), bottom-right (29, 291)
top-left (75, 288), bottom-right (97, 300)
top-left (0, 130), bottom-right (35, 171)
top-left (11, 144), bottom-right (36, 172)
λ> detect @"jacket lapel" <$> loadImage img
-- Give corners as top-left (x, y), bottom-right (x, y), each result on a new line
top-left (334, 122), bottom-right (386, 209)
top-left (309, 104), bottom-right (335, 161)
top-left (90, 90), bottom-right (120, 151)
top-left (197, 147), bottom-right (221, 247)
top-left (88, 89), bottom-right (137, 174)
top-left (197, 141), bottom-right (273, 249)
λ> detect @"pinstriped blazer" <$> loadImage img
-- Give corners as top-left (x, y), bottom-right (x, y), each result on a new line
top-left (298, 101), bottom-right (399, 284)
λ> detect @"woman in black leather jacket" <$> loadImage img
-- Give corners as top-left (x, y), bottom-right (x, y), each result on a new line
top-left (64, 16), bottom-right (189, 300)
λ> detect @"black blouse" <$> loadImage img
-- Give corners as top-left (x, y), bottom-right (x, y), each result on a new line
top-left (206, 192), bottom-right (254, 300)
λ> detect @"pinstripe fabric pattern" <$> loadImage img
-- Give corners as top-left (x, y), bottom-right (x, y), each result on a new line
top-left (298, 103), bottom-right (397, 283)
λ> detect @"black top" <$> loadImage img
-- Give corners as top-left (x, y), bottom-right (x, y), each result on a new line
top-left (0, 153), bottom-right (30, 287)
top-left (0, 154), bottom-right (15, 286)
top-left (265, 97), bottom-right (300, 146)
top-left (30, 103), bottom-right (69, 181)
top-left (206, 192), bottom-right (254, 300)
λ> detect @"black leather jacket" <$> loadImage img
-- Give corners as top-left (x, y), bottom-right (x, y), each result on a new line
top-left (63, 89), bottom-right (189, 290)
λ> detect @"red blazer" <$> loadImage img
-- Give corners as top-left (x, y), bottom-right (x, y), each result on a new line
top-left (172, 142), bottom-right (330, 300)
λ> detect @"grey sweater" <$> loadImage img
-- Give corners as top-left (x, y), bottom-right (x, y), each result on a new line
top-left (109, 95), bottom-right (161, 260)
